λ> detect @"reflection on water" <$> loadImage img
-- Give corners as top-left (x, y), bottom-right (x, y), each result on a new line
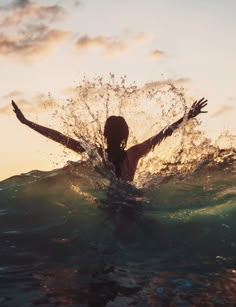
top-left (33, 265), bottom-right (142, 306)
top-left (148, 268), bottom-right (236, 306)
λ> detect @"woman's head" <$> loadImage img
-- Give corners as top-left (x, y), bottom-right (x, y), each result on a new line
top-left (104, 116), bottom-right (129, 178)
top-left (104, 116), bottom-right (129, 149)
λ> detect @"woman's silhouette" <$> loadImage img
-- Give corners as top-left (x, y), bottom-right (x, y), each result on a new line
top-left (12, 98), bottom-right (207, 181)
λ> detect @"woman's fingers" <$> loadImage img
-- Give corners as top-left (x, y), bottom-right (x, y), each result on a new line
top-left (12, 101), bottom-right (19, 113)
top-left (196, 99), bottom-right (208, 109)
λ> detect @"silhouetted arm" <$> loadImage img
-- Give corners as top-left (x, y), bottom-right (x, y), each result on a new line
top-left (12, 101), bottom-right (85, 153)
top-left (128, 98), bottom-right (208, 159)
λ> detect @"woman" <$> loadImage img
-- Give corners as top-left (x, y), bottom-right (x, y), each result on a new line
top-left (12, 98), bottom-right (207, 182)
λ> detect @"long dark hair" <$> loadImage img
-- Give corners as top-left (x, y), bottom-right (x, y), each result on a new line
top-left (104, 116), bottom-right (129, 178)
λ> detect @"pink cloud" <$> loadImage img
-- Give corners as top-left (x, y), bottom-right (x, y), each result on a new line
top-left (75, 35), bottom-right (127, 56)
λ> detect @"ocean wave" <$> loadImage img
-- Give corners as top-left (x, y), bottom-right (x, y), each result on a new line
top-left (1, 76), bottom-right (235, 306)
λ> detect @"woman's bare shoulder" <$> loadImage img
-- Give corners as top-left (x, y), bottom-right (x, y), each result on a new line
top-left (127, 140), bottom-right (151, 161)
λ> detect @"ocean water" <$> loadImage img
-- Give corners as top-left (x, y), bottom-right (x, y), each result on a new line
top-left (0, 149), bottom-right (235, 306)
top-left (1, 77), bottom-right (236, 306)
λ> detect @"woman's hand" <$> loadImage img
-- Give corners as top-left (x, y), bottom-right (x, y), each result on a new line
top-left (188, 98), bottom-right (208, 119)
top-left (12, 100), bottom-right (27, 124)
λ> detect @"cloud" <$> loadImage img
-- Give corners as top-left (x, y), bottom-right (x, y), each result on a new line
top-left (0, 104), bottom-right (11, 114)
top-left (0, 0), bottom-right (66, 27)
top-left (0, 93), bottom-right (58, 115)
top-left (211, 105), bottom-right (235, 118)
top-left (103, 40), bottom-right (127, 56)
top-left (2, 90), bottom-right (24, 99)
top-left (75, 35), bottom-right (127, 56)
top-left (27, 93), bottom-right (59, 113)
top-left (74, 0), bottom-right (81, 6)
top-left (144, 78), bottom-right (189, 90)
top-left (0, 90), bottom-right (25, 114)
top-left (0, 1), bottom-right (68, 61)
top-left (0, 25), bottom-right (69, 60)
top-left (133, 32), bottom-right (149, 42)
top-left (76, 35), bottom-right (108, 49)
top-left (74, 31), bottom-right (155, 58)
top-left (148, 49), bottom-right (166, 59)
top-left (0, 28), bottom-right (68, 59)
top-left (126, 31), bottom-right (150, 42)
top-left (0, 98), bottom-right (29, 115)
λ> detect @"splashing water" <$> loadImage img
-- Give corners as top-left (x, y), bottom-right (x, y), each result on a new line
top-left (53, 75), bottom-right (218, 186)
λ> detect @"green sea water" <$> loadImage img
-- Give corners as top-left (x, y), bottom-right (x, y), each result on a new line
top-left (0, 149), bottom-right (235, 306)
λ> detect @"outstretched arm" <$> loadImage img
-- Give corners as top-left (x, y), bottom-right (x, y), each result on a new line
top-left (129, 98), bottom-right (208, 159)
top-left (12, 101), bottom-right (85, 153)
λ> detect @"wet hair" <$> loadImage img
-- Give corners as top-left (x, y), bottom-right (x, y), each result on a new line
top-left (104, 116), bottom-right (129, 178)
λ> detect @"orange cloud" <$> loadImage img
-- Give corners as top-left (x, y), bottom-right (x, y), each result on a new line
top-left (76, 35), bottom-right (108, 49)
top-left (128, 32), bottom-right (150, 42)
top-left (75, 35), bottom-right (127, 56)
top-left (148, 49), bottom-right (166, 59)
top-left (0, 26), bottom-right (69, 60)
top-left (0, 98), bottom-right (29, 115)
top-left (33, 94), bottom-right (59, 111)
top-left (103, 40), bottom-right (127, 56)
top-left (0, 94), bottom-right (58, 115)
top-left (3, 90), bottom-right (24, 99)
top-left (0, 1), bottom-right (68, 61)
top-left (144, 78), bottom-right (189, 90)
top-left (0, 104), bottom-right (11, 114)
top-left (211, 105), bottom-right (235, 118)
top-left (0, 0), bottom-right (66, 27)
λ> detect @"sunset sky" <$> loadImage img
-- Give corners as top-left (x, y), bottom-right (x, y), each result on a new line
top-left (0, 0), bottom-right (235, 180)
